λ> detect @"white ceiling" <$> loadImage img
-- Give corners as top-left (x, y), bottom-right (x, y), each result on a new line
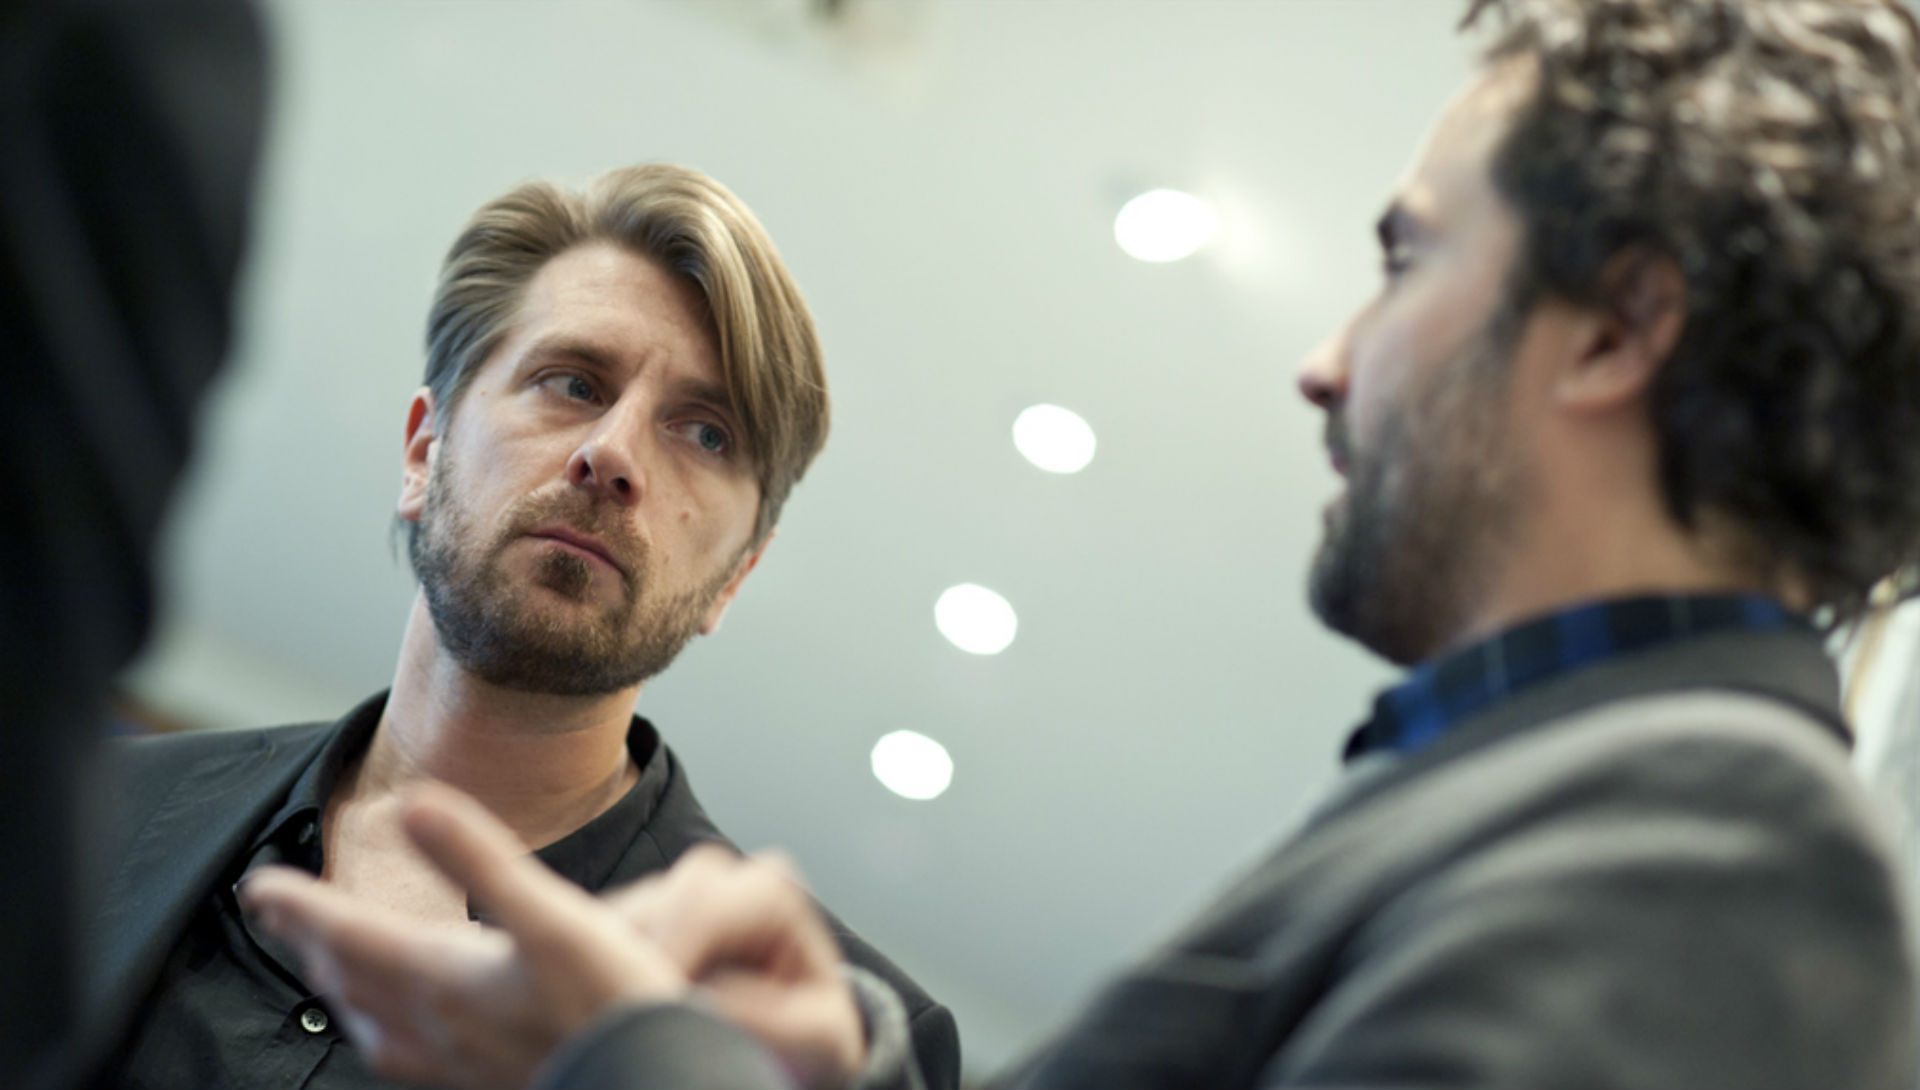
top-left (126, 0), bottom-right (1479, 1072)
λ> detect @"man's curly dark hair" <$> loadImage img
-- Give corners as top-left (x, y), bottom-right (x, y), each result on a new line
top-left (1462, 0), bottom-right (1920, 625)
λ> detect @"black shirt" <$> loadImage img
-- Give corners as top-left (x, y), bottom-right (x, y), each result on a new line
top-left (104, 696), bottom-right (673, 1090)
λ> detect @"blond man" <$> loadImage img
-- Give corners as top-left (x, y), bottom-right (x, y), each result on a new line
top-left (86, 165), bottom-right (958, 1090)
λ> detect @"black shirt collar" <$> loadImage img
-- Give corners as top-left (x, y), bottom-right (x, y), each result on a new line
top-left (243, 690), bottom-right (673, 909)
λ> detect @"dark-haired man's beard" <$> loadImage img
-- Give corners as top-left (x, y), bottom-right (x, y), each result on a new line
top-left (1308, 320), bottom-right (1527, 667)
top-left (410, 455), bottom-right (736, 696)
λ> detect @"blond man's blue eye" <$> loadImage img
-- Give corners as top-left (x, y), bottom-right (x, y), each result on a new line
top-left (566, 376), bottom-right (594, 400)
top-left (697, 424), bottom-right (728, 452)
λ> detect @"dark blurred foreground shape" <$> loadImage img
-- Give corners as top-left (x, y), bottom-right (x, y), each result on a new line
top-left (0, 0), bottom-right (266, 1084)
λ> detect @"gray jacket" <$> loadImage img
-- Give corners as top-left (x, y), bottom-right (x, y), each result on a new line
top-left (545, 627), bottom-right (1918, 1090)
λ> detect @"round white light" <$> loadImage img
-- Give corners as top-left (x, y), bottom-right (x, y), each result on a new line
top-left (1114, 188), bottom-right (1217, 263)
top-left (1012, 404), bottom-right (1097, 474)
top-left (870, 730), bottom-right (954, 801)
top-left (934, 583), bottom-right (1018, 655)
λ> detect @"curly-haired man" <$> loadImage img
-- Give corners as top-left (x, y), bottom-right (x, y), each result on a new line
top-left (243, 3), bottom-right (1920, 1088)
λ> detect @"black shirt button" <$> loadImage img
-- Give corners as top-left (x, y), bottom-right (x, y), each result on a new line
top-left (299, 1007), bottom-right (329, 1034)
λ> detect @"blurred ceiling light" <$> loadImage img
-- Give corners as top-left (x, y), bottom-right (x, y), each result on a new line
top-left (1013, 404), bottom-right (1097, 474)
top-left (870, 729), bottom-right (954, 801)
top-left (1114, 188), bottom-right (1216, 263)
top-left (935, 584), bottom-right (1018, 655)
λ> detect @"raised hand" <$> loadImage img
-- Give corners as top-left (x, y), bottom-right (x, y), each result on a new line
top-left (239, 782), bottom-right (688, 1089)
top-left (241, 781), bottom-right (866, 1090)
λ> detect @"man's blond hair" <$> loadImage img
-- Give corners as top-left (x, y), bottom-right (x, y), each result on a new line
top-left (421, 164), bottom-right (827, 545)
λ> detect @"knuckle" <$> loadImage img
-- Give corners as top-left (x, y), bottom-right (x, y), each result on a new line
top-left (741, 857), bottom-right (806, 906)
top-left (681, 841), bottom-right (741, 871)
top-left (749, 850), bottom-right (800, 882)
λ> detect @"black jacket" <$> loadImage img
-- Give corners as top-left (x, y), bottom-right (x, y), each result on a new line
top-left (83, 699), bottom-right (961, 1090)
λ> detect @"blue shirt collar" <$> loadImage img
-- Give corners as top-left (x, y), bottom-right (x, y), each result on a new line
top-left (1344, 593), bottom-right (1811, 762)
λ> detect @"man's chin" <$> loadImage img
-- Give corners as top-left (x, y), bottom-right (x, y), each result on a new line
top-left (1305, 545), bottom-right (1350, 634)
top-left (460, 624), bottom-right (642, 695)
top-left (523, 580), bottom-right (607, 611)
top-left (523, 554), bottom-right (614, 603)
top-left (1306, 533), bottom-right (1401, 662)
top-left (1319, 491), bottom-right (1348, 531)
top-left (506, 572), bottom-right (633, 622)
top-left (476, 666), bottom-right (637, 699)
